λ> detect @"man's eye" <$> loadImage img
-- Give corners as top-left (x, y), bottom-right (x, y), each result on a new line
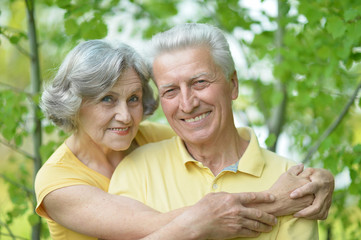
top-left (193, 80), bottom-right (208, 89)
top-left (162, 89), bottom-right (177, 98)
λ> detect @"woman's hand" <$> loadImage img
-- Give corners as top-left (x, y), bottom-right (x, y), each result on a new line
top-left (290, 167), bottom-right (334, 220)
top-left (246, 164), bottom-right (314, 217)
top-left (178, 192), bottom-right (278, 239)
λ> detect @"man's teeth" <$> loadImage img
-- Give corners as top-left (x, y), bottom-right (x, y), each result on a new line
top-left (184, 112), bottom-right (209, 123)
top-left (109, 127), bottom-right (129, 131)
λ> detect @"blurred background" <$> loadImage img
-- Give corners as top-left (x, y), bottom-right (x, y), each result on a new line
top-left (0, 0), bottom-right (360, 239)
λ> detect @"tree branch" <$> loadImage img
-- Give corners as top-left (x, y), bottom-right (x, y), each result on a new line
top-left (0, 219), bottom-right (15, 239)
top-left (302, 81), bottom-right (361, 164)
top-left (1, 33), bottom-right (31, 58)
top-left (0, 233), bottom-right (28, 240)
top-left (0, 173), bottom-right (34, 195)
top-left (0, 81), bottom-right (33, 97)
top-left (0, 138), bottom-right (35, 161)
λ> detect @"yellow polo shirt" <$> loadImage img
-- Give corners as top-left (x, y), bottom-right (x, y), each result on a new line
top-left (34, 121), bottom-right (175, 240)
top-left (109, 127), bottom-right (318, 240)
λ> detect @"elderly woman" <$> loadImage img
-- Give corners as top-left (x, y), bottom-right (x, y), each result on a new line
top-left (35, 39), bottom-right (333, 240)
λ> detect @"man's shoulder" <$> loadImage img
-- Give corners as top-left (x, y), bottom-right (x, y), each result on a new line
top-left (122, 136), bottom-right (180, 164)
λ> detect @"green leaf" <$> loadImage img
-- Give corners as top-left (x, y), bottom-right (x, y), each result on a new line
top-left (14, 134), bottom-right (23, 146)
top-left (9, 36), bottom-right (20, 44)
top-left (326, 16), bottom-right (346, 39)
top-left (346, 21), bottom-right (361, 45)
top-left (28, 214), bottom-right (40, 226)
top-left (56, 0), bottom-right (71, 9)
top-left (344, 9), bottom-right (359, 22)
top-left (265, 134), bottom-right (276, 148)
top-left (64, 18), bottom-right (78, 36)
top-left (354, 144), bottom-right (361, 153)
top-left (316, 45), bottom-right (331, 59)
top-left (80, 18), bottom-right (107, 39)
top-left (43, 0), bottom-right (55, 6)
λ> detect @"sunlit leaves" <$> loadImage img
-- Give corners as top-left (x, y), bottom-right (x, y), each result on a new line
top-left (326, 16), bottom-right (346, 39)
top-left (64, 18), bottom-right (78, 35)
top-left (80, 17), bottom-right (107, 39)
top-left (55, 0), bottom-right (71, 9)
top-left (0, 90), bottom-right (29, 145)
top-left (140, 0), bottom-right (178, 19)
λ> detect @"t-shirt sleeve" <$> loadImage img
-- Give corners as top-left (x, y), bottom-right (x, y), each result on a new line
top-left (34, 163), bottom-right (94, 219)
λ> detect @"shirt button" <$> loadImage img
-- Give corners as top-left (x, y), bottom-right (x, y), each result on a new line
top-left (212, 183), bottom-right (218, 190)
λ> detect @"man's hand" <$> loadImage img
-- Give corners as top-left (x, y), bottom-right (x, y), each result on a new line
top-left (182, 192), bottom-right (278, 239)
top-left (290, 167), bottom-right (334, 220)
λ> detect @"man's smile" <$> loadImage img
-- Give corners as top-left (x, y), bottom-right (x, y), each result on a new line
top-left (183, 111), bottom-right (211, 123)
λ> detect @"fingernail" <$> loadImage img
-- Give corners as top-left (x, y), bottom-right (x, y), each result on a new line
top-left (290, 191), bottom-right (298, 198)
top-left (269, 194), bottom-right (275, 201)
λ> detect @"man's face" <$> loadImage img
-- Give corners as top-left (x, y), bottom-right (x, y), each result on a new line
top-left (152, 46), bottom-right (238, 145)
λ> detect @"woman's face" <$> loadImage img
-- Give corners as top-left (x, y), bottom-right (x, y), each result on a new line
top-left (78, 68), bottom-right (144, 152)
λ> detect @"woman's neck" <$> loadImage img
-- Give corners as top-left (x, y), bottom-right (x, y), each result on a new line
top-left (65, 133), bottom-right (137, 179)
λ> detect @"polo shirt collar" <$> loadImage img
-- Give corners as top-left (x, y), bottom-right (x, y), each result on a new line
top-left (175, 127), bottom-right (265, 177)
top-left (237, 127), bottom-right (264, 177)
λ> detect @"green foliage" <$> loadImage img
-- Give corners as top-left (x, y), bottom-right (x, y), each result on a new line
top-left (0, 90), bottom-right (29, 145)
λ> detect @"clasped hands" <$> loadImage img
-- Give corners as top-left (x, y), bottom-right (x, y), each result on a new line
top-left (185, 164), bottom-right (334, 239)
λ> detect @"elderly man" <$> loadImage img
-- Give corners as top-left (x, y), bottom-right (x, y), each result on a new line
top-left (109, 23), bottom-right (330, 239)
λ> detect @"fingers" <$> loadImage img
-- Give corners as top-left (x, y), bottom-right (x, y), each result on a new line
top-left (298, 167), bottom-right (314, 179)
top-left (290, 182), bottom-right (317, 198)
top-left (294, 194), bottom-right (330, 220)
top-left (237, 192), bottom-right (275, 204)
top-left (286, 164), bottom-right (304, 176)
top-left (242, 207), bottom-right (278, 227)
top-left (293, 203), bottom-right (327, 220)
top-left (238, 217), bottom-right (274, 233)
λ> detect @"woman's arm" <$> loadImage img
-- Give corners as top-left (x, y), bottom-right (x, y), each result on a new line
top-left (43, 185), bottom-right (277, 240)
top-left (140, 192), bottom-right (278, 240)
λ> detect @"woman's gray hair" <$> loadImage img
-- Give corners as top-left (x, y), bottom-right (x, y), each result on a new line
top-left (42, 39), bottom-right (158, 132)
top-left (148, 23), bottom-right (235, 79)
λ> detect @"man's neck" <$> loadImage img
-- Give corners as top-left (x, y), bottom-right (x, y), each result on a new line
top-left (184, 127), bottom-right (249, 176)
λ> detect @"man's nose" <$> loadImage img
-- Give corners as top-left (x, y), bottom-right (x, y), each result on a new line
top-left (114, 102), bottom-right (131, 124)
top-left (179, 88), bottom-right (199, 113)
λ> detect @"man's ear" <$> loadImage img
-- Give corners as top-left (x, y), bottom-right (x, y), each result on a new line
top-left (230, 71), bottom-right (239, 100)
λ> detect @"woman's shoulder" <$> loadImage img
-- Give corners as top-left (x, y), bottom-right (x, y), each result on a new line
top-left (136, 121), bottom-right (176, 145)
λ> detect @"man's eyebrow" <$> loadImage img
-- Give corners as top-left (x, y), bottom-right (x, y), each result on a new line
top-left (159, 72), bottom-right (212, 89)
top-left (159, 83), bottom-right (174, 89)
top-left (190, 72), bottom-right (209, 80)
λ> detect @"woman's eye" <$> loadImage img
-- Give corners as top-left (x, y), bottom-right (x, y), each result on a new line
top-left (129, 95), bottom-right (140, 103)
top-left (101, 96), bottom-right (113, 103)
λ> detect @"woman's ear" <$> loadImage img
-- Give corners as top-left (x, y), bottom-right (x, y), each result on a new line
top-left (230, 71), bottom-right (239, 100)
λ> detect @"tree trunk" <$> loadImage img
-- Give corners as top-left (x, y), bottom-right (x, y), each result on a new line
top-left (268, 0), bottom-right (287, 152)
top-left (25, 0), bottom-right (42, 239)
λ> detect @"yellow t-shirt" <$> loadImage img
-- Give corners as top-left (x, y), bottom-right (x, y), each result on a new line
top-left (34, 121), bottom-right (174, 240)
top-left (109, 127), bottom-right (319, 240)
